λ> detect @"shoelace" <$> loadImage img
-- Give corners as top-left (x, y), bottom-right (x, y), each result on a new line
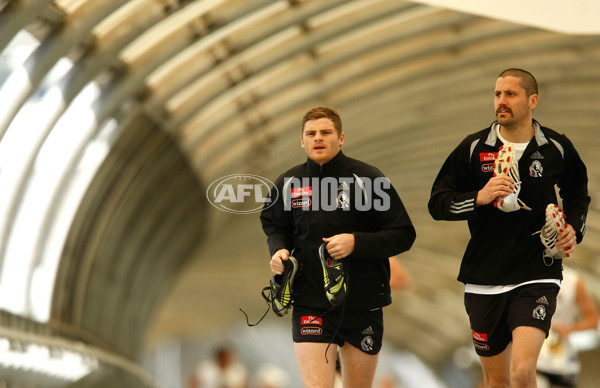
top-left (317, 243), bottom-right (349, 363)
top-left (300, 290), bottom-right (347, 364)
top-left (242, 248), bottom-right (347, 363)
top-left (321, 266), bottom-right (349, 363)
top-left (241, 255), bottom-right (298, 326)
top-left (532, 205), bottom-right (568, 266)
top-left (239, 286), bottom-right (274, 327)
top-left (494, 144), bottom-right (532, 212)
top-left (325, 292), bottom-right (346, 363)
top-left (507, 164), bottom-right (532, 211)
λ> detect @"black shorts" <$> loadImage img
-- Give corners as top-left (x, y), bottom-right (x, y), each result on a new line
top-left (537, 371), bottom-right (576, 388)
top-left (292, 305), bottom-right (384, 355)
top-left (464, 282), bottom-right (559, 357)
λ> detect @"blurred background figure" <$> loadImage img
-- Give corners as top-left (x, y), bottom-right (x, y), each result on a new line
top-left (536, 265), bottom-right (599, 388)
top-left (389, 256), bottom-right (412, 292)
top-left (188, 345), bottom-right (249, 388)
top-left (255, 363), bottom-right (290, 388)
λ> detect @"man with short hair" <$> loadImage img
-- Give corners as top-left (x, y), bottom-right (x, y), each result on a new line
top-left (429, 69), bottom-right (590, 387)
top-left (261, 106), bottom-right (416, 388)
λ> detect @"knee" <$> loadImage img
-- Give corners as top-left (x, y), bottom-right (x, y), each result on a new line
top-left (483, 374), bottom-right (511, 388)
top-left (510, 363), bottom-right (536, 386)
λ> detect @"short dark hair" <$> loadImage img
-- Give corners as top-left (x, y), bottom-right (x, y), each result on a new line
top-left (301, 107), bottom-right (342, 134)
top-left (498, 68), bottom-right (538, 96)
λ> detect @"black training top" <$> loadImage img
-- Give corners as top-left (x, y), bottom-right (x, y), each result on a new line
top-left (261, 151), bottom-right (416, 311)
top-left (428, 121), bottom-right (590, 285)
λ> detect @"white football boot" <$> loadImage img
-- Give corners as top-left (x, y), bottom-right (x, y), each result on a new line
top-left (493, 143), bottom-right (531, 212)
top-left (535, 204), bottom-right (568, 265)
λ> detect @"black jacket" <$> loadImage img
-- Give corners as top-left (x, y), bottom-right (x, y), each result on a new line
top-left (260, 151), bottom-right (416, 311)
top-left (428, 121), bottom-right (590, 285)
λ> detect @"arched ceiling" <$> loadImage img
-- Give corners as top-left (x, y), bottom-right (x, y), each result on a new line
top-left (1, 0), bottom-right (599, 373)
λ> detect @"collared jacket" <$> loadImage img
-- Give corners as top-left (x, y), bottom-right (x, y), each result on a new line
top-left (260, 151), bottom-right (416, 311)
top-left (428, 121), bottom-right (590, 285)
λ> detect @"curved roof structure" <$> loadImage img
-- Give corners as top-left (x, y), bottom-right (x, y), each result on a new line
top-left (0, 0), bottom-right (599, 385)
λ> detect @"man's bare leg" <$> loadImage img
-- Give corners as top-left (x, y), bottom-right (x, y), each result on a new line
top-left (294, 342), bottom-right (338, 388)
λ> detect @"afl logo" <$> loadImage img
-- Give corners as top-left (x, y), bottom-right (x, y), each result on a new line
top-left (206, 174), bottom-right (278, 214)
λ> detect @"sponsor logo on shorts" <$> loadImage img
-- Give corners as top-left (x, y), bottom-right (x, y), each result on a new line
top-left (301, 327), bottom-right (323, 335)
top-left (301, 316), bottom-right (322, 326)
top-left (472, 330), bottom-right (489, 351)
top-left (361, 326), bottom-right (375, 335)
top-left (533, 305), bottom-right (547, 320)
top-left (473, 341), bottom-right (490, 351)
top-left (291, 198), bottom-right (311, 208)
top-left (472, 330), bottom-right (488, 342)
top-left (536, 296), bottom-right (549, 305)
top-left (481, 163), bottom-right (494, 173)
top-left (361, 336), bottom-right (374, 352)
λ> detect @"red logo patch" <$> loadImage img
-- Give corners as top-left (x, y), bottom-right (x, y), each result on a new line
top-left (302, 316), bottom-right (322, 325)
top-left (480, 152), bottom-right (498, 162)
top-left (291, 186), bottom-right (312, 198)
top-left (472, 330), bottom-right (488, 342)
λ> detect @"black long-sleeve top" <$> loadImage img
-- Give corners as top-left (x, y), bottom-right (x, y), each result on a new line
top-left (429, 121), bottom-right (590, 285)
top-left (261, 151), bottom-right (416, 311)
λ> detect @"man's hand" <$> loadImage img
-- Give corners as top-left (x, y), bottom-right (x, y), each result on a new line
top-left (270, 249), bottom-right (290, 274)
top-left (476, 174), bottom-right (515, 207)
top-left (556, 223), bottom-right (577, 255)
top-left (322, 234), bottom-right (355, 260)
